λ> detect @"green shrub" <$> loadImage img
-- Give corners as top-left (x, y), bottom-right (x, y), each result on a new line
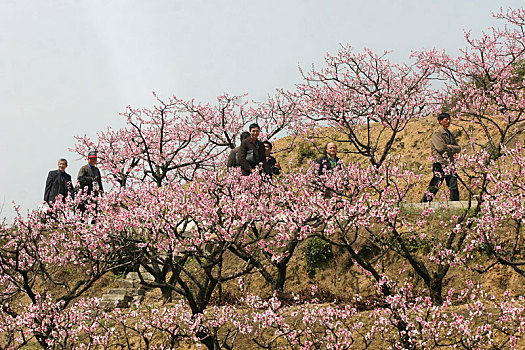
top-left (303, 237), bottom-right (333, 272)
top-left (297, 142), bottom-right (317, 166)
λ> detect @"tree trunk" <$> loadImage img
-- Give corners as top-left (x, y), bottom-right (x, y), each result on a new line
top-left (430, 278), bottom-right (443, 305)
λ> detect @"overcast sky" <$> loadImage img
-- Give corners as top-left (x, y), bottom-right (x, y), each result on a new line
top-left (1, 0), bottom-right (523, 222)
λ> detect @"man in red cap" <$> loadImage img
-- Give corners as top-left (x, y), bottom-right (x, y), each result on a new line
top-left (77, 151), bottom-right (104, 221)
top-left (77, 151), bottom-right (104, 196)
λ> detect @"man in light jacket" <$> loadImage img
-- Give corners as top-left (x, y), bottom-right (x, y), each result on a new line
top-left (422, 113), bottom-right (461, 202)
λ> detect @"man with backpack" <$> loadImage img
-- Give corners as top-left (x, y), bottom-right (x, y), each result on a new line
top-left (227, 131), bottom-right (251, 168)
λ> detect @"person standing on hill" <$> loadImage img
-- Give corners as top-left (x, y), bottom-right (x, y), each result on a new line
top-left (77, 151), bottom-right (104, 221)
top-left (43, 158), bottom-right (74, 206)
top-left (239, 123), bottom-right (266, 176)
top-left (78, 151), bottom-right (104, 196)
top-left (227, 131), bottom-right (251, 168)
top-left (316, 142), bottom-right (340, 175)
top-left (262, 141), bottom-right (281, 177)
top-left (421, 112), bottom-right (461, 202)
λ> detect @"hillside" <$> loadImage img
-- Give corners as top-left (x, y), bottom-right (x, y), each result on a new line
top-left (139, 114), bottom-right (525, 307)
top-left (79, 114), bottom-right (525, 305)
top-left (3, 114), bottom-right (525, 349)
top-left (272, 115), bottom-right (525, 202)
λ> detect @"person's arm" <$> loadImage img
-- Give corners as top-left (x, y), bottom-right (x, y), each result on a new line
top-left (258, 146), bottom-right (267, 170)
top-left (272, 157), bottom-right (281, 175)
top-left (77, 167), bottom-right (93, 189)
top-left (447, 134), bottom-right (461, 154)
top-left (227, 148), bottom-right (237, 167)
top-left (337, 157), bottom-right (342, 169)
top-left (66, 174), bottom-right (75, 199)
top-left (316, 157), bottom-right (326, 176)
top-left (43, 171), bottom-right (54, 203)
top-left (238, 140), bottom-right (252, 173)
top-left (447, 144), bottom-right (461, 154)
top-left (94, 167), bottom-right (104, 193)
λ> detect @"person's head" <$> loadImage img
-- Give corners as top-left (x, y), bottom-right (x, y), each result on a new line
top-left (87, 151), bottom-right (98, 166)
top-left (249, 123), bottom-right (260, 141)
top-left (240, 131), bottom-right (251, 143)
top-left (324, 142), bottom-right (337, 159)
top-left (57, 158), bottom-right (68, 172)
top-left (263, 141), bottom-right (272, 157)
top-left (437, 112), bottom-right (451, 129)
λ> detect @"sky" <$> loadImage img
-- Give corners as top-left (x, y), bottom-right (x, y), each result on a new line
top-left (1, 0), bottom-right (523, 222)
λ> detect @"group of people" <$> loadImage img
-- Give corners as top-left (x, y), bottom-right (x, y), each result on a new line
top-left (44, 113), bottom-right (461, 209)
top-left (226, 123), bottom-right (282, 177)
top-left (226, 123), bottom-right (343, 178)
top-left (226, 113), bottom-right (462, 202)
top-left (43, 151), bottom-right (103, 208)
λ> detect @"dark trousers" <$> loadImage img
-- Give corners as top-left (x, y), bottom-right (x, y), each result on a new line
top-left (421, 163), bottom-right (459, 202)
top-left (78, 197), bottom-right (99, 224)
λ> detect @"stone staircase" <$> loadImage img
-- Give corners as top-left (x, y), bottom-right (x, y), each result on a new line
top-left (101, 269), bottom-right (155, 309)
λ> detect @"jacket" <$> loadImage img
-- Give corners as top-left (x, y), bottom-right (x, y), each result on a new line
top-left (263, 156), bottom-right (281, 177)
top-left (44, 170), bottom-right (73, 204)
top-left (227, 147), bottom-right (241, 167)
top-left (316, 155), bottom-right (341, 176)
top-left (430, 126), bottom-right (461, 164)
top-left (77, 164), bottom-right (104, 195)
top-left (239, 137), bottom-right (266, 176)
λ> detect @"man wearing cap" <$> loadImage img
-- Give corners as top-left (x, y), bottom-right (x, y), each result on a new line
top-left (421, 112), bottom-right (461, 202)
top-left (43, 158), bottom-right (74, 206)
top-left (78, 151), bottom-right (104, 196)
top-left (77, 151), bottom-right (104, 221)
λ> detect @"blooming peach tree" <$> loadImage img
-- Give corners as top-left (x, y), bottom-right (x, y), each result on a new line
top-left (2, 6), bottom-right (525, 350)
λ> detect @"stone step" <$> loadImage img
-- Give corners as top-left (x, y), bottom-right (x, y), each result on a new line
top-left (118, 279), bottom-right (141, 289)
top-left (101, 293), bottom-right (132, 302)
top-left (100, 293), bottom-right (132, 309)
top-left (100, 299), bottom-right (129, 309)
top-left (125, 272), bottom-right (140, 280)
top-left (106, 288), bottom-right (130, 295)
top-left (107, 288), bottom-right (145, 296)
top-left (102, 267), bottom-right (159, 309)
top-left (126, 271), bottom-right (155, 282)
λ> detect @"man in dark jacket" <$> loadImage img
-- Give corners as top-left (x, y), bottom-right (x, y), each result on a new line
top-left (77, 151), bottom-right (104, 196)
top-left (77, 151), bottom-right (104, 222)
top-left (422, 112), bottom-right (461, 202)
top-left (43, 158), bottom-right (74, 205)
top-left (316, 142), bottom-right (340, 175)
top-left (239, 123), bottom-right (266, 176)
top-left (227, 131), bottom-right (251, 168)
top-left (263, 141), bottom-right (281, 177)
